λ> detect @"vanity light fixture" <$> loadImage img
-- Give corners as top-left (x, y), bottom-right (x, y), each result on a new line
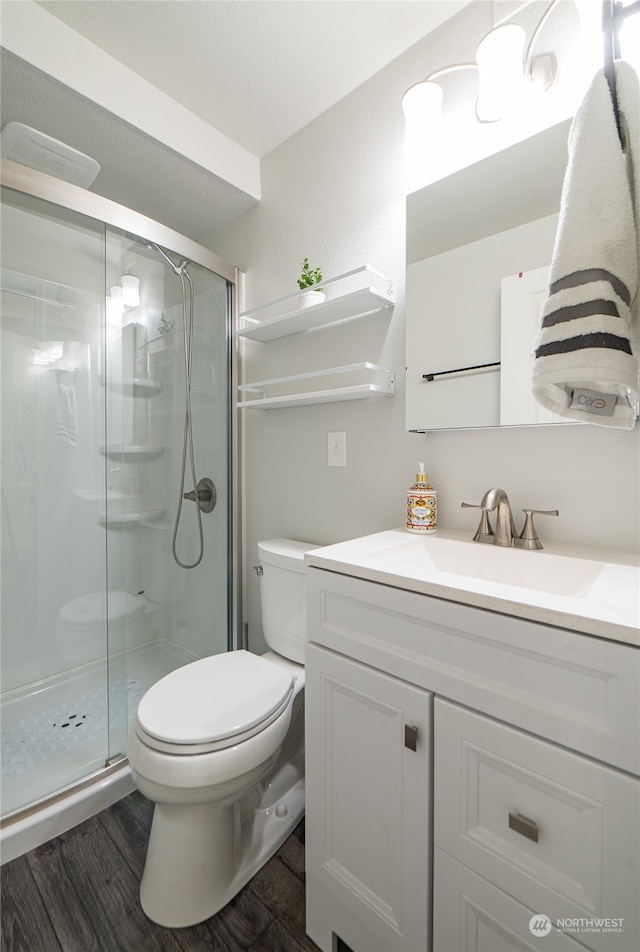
top-left (402, 0), bottom-right (558, 145)
top-left (401, 79), bottom-right (444, 157)
top-left (106, 274), bottom-right (140, 325)
top-left (120, 273), bottom-right (140, 309)
top-left (475, 22), bottom-right (556, 121)
top-left (106, 284), bottom-right (125, 326)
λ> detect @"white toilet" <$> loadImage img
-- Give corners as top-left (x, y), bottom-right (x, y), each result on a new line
top-left (128, 538), bottom-right (318, 928)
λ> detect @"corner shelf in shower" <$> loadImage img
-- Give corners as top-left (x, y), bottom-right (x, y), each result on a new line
top-left (101, 377), bottom-right (163, 397)
top-left (99, 444), bottom-right (165, 462)
top-left (238, 266), bottom-right (394, 342)
top-left (99, 507), bottom-right (166, 527)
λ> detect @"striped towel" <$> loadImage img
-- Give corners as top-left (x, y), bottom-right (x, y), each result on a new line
top-left (532, 61), bottom-right (639, 428)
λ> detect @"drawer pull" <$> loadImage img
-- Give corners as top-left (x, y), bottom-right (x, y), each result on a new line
top-left (508, 812), bottom-right (539, 843)
top-left (404, 724), bottom-right (418, 751)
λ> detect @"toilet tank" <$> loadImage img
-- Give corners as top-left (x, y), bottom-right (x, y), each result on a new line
top-left (257, 539), bottom-right (319, 664)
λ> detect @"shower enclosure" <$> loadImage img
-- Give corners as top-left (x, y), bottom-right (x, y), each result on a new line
top-left (0, 161), bottom-right (239, 837)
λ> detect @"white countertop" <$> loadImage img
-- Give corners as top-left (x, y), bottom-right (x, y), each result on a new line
top-left (305, 528), bottom-right (640, 646)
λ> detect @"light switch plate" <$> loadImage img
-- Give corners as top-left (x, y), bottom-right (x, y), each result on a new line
top-left (328, 431), bottom-right (346, 467)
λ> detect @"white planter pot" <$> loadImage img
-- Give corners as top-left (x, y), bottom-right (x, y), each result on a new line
top-left (298, 290), bottom-right (325, 308)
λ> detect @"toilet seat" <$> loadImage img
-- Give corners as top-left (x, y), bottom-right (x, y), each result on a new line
top-left (135, 650), bottom-right (294, 756)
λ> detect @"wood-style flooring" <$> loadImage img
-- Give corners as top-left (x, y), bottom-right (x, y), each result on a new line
top-left (1, 790), bottom-right (322, 952)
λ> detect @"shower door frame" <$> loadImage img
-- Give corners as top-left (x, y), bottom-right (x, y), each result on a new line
top-left (0, 157), bottom-right (243, 822)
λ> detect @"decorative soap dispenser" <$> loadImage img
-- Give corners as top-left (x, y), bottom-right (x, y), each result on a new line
top-left (406, 463), bottom-right (437, 534)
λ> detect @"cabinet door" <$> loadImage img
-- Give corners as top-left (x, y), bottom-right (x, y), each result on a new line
top-left (305, 644), bottom-right (432, 952)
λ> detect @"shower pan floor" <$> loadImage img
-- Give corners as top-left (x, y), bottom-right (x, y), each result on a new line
top-left (1, 639), bottom-right (193, 819)
top-left (2, 676), bottom-right (147, 778)
top-left (1, 677), bottom-right (146, 818)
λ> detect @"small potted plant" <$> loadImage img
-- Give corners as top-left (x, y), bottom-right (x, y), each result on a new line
top-left (297, 258), bottom-right (325, 308)
top-left (157, 313), bottom-right (175, 346)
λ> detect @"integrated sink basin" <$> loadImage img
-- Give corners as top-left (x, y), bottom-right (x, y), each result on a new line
top-left (366, 533), bottom-right (603, 597)
top-left (306, 528), bottom-right (640, 643)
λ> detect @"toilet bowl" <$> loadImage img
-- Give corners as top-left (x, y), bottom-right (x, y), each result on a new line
top-left (128, 538), bottom-right (318, 927)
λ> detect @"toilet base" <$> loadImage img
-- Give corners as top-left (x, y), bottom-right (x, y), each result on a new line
top-left (140, 771), bottom-right (305, 928)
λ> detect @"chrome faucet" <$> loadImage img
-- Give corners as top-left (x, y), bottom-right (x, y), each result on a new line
top-left (462, 488), bottom-right (517, 546)
top-left (462, 488), bottom-right (558, 549)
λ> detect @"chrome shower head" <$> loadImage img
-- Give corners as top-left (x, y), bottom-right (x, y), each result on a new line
top-left (123, 235), bottom-right (190, 276)
top-left (148, 242), bottom-right (191, 276)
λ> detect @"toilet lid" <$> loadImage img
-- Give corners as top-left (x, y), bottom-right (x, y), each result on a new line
top-left (136, 650), bottom-right (294, 750)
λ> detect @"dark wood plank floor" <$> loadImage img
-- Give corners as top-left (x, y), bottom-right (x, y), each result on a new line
top-left (1, 790), bottom-right (322, 952)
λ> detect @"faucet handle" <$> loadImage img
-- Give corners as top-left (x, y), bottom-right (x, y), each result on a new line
top-left (515, 508), bottom-right (559, 550)
top-left (461, 501), bottom-right (494, 543)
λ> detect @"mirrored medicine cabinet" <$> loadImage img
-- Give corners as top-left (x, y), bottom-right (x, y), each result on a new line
top-left (405, 119), bottom-right (574, 431)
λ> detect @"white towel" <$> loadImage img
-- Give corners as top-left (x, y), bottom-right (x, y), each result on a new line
top-left (532, 61), bottom-right (640, 428)
top-left (54, 370), bottom-right (78, 446)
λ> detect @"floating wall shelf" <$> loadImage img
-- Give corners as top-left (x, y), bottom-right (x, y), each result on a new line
top-left (99, 444), bottom-right (165, 462)
top-left (238, 363), bottom-right (395, 410)
top-left (239, 286), bottom-right (394, 342)
top-left (143, 335), bottom-right (178, 356)
top-left (237, 266), bottom-right (395, 408)
top-left (1, 267), bottom-right (98, 311)
top-left (102, 377), bottom-right (163, 397)
top-left (238, 266), bottom-right (394, 342)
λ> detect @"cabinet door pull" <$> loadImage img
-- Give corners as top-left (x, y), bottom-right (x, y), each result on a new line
top-left (508, 812), bottom-right (539, 843)
top-left (404, 724), bottom-right (418, 751)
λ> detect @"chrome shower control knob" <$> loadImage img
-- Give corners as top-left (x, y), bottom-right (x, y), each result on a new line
top-left (183, 477), bottom-right (217, 513)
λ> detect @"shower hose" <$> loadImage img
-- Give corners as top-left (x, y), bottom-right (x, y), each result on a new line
top-left (144, 241), bottom-right (205, 569)
top-left (171, 263), bottom-right (205, 569)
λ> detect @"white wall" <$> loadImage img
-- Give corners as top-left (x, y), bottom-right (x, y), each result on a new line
top-left (206, 4), bottom-right (640, 653)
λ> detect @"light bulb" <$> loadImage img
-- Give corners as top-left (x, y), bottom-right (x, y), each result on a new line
top-left (120, 274), bottom-right (140, 308)
top-left (402, 81), bottom-right (444, 157)
top-left (107, 285), bottom-right (125, 326)
top-left (476, 24), bottom-right (530, 122)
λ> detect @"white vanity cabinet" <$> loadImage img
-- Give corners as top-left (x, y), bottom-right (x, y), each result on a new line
top-left (305, 643), bottom-right (432, 952)
top-left (304, 567), bottom-right (640, 952)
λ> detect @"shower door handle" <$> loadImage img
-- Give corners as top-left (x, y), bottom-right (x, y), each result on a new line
top-left (183, 477), bottom-right (217, 513)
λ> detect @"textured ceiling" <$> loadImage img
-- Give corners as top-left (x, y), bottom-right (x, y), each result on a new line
top-left (35, 1), bottom-right (470, 156)
top-left (1, 50), bottom-right (258, 241)
top-left (2, 1), bottom-right (469, 239)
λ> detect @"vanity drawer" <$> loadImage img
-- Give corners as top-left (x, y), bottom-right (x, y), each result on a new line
top-left (433, 849), bottom-right (588, 952)
top-left (307, 569), bottom-right (640, 774)
top-left (434, 698), bottom-right (640, 952)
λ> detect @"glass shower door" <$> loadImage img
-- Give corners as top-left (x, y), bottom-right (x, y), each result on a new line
top-left (102, 228), bottom-right (231, 764)
top-left (1, 189), bottom-right (233, 818)
top-left (1, 188), bottom-right (110, 814)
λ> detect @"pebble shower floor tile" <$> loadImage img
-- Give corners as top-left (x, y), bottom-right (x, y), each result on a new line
top-left (1, 678), bottom-right (147, 777)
